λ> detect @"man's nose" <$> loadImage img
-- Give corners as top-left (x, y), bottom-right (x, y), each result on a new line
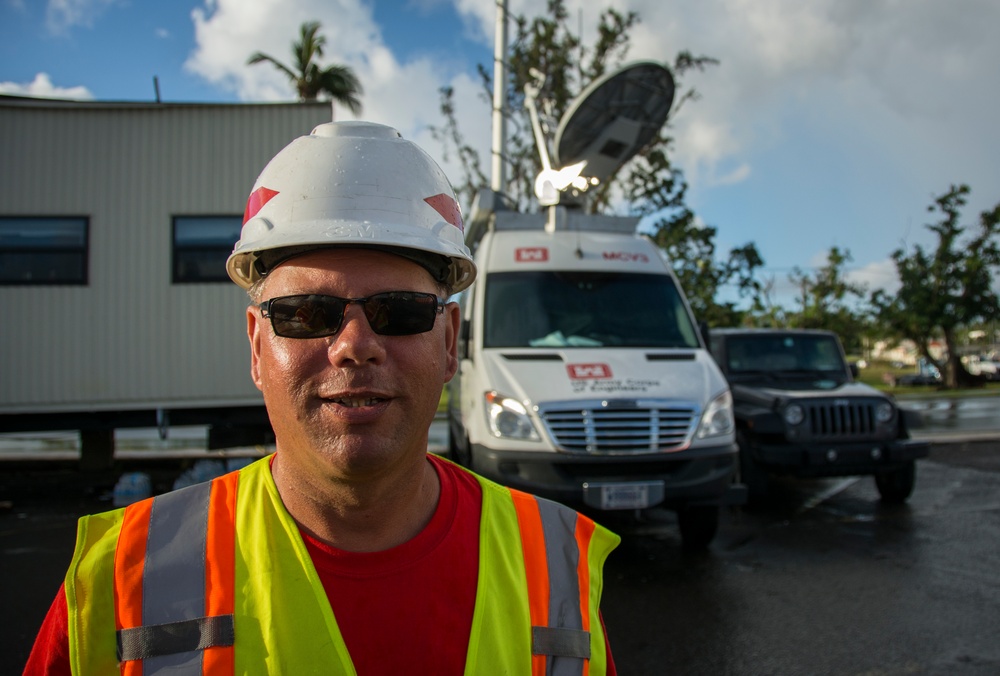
top-left (327, 303), bottom-right (385, 364)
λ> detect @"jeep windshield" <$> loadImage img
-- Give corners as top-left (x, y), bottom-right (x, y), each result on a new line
top-left (483, 271), bottom-right (700, 348)
top-left (723, 334), bottom-right (849, 384)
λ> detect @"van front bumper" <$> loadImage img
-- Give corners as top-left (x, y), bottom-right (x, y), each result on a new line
top-left (470, 441), bottom-right (740, 510)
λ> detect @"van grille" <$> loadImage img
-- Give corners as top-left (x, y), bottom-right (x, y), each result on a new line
top-left (537, 400), bottom-right (698, 455)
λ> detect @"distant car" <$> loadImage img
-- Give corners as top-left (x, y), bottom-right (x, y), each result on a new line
top-left (896, 358), bottom-right (942, 387)
top-left (896, 372), bottom-right (942, 386)
top-left (708, 328), bottom-right (930, 505)
top-left (962, 354), bottom-right (1000, 381)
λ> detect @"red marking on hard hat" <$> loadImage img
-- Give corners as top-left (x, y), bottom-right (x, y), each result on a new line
top-left (424, 193), bottom-right (464, 232)
top-left (243, 187), bottom-right (279, 223)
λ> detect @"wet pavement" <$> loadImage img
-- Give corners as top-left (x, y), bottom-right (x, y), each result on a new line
top-left (600, 438), bottom-right (1000, 674)
top-left (901, 395), bottom-right (1000, 435)
top-left (2, 397), bottom-right (998, 673)
top-left (4, 438), bottom-right (999, 674)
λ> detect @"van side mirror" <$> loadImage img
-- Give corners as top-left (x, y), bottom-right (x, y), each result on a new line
top-left (699, 321), bottom-right (710, 347)
top-left (458, 320), bottom-right (471, 360)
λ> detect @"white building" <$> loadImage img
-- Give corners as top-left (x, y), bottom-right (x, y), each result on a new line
top-left (0, 96), bottom-right (332, 466)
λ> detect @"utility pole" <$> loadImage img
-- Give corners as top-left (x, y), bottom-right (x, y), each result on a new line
top-left (491, 0), bottom-right (508, 195)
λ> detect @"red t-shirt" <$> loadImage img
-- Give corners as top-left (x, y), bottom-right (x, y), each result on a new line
top-left (24, 455), bottom-right (615, 674)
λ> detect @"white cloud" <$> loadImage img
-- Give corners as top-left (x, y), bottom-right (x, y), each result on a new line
top-left (0, 72), bottom-right (93, 99)
top-left (713, 163), bottom-right (751, 187)
top-left (848, 258), bottom-right (899, 296)
top-left (174, 0), bottom-right (1000, 256)
top-left (186, 0), bottom-right (383, 104)
top-left (182, 0), bottom-right (494, 188)
top-left (546, 0), bottom-right (1000, 203)
top-left (46, 0), bottom-right (122, 33)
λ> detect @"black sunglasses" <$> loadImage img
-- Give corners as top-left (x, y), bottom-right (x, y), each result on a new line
top-left (258, 292), bottom-right (445, 339)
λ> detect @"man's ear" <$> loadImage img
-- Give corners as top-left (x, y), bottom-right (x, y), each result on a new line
top-left (247, 305), bottom-right (264, 391)
top-left (443, 302), bottom-right (461, 383)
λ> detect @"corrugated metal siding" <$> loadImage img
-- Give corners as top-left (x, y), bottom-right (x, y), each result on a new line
top-left (0, 100), bottom-right (332, 411)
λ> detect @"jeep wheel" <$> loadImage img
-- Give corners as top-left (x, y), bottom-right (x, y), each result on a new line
top-left (875, 461), bottom-right (916, 504)
top-left (677, 505), bottom-right (719, 550)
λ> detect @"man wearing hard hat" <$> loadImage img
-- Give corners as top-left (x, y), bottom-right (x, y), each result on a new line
top-left (26, 121), bottom-right (619, 674)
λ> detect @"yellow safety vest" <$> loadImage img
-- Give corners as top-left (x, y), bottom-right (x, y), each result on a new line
top-left (65, 456), bottom-right (619, 675)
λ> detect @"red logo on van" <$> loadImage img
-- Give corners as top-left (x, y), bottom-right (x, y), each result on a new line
top-left (567, 363), bottom-right (613, 379)
top-left (516, 247), bottom-right (549, 262)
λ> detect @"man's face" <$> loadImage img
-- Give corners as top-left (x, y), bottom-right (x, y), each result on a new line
top-left (247, 248), bottom-right (459, 483)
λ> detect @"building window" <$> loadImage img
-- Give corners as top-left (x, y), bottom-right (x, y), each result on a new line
top-left (0, 217), bottom-right (88, 285)
top-left (172, 216), bottom-right (243, 283)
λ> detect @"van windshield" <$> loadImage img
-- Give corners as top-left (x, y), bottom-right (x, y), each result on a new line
top-left (484, 271), bottom-right (700, 348)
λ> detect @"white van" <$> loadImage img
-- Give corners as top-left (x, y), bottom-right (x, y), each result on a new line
top-left (447, 192), bottom-right (741, 547)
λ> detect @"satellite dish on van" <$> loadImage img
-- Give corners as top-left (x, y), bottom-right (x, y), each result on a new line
top-left (554, 61), bottom-right (675, 186)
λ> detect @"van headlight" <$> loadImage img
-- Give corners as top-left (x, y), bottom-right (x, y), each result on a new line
top-left (484, 391), bottom-right (540, 440)
top-left (696, 390), bottom-right (735, 439)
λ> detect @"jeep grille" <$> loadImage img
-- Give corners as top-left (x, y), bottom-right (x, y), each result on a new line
top-left (538, 400), bottom-right (698, 454)
top-left (803, 401), bottom-right (879, 439)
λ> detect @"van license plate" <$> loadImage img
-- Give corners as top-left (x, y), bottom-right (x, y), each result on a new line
top-left (596, 483), bottom-right (649, 510)
top-left (583, 481), bottom-right (664, 510)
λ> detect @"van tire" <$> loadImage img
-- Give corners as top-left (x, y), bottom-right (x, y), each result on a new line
top-left (677, 505), bottom-right (719, 550)
top-left (449, 428), bottom-right (473, 470)
top-left (738, 432), bottom-right (770, 506)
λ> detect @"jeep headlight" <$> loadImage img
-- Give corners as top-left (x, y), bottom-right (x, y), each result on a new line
top-left (784, 404), bottom-right (805, 426)
top-left (875, 402), bottom-right (895, 423)
top-left (697, 391), bottom-right (735, 439)
top-left (484, 391), bottom-right (540, 440)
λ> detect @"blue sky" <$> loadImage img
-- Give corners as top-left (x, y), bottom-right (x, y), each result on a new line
top-left (3, 0), bottom-right (999, 308)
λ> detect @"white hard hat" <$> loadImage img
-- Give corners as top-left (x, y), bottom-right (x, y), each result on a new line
top-left (227, 121), bottom-right (477, 293)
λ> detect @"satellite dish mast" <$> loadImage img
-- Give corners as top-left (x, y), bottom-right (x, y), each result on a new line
top-left (525, 61), bottom-right (676, 212)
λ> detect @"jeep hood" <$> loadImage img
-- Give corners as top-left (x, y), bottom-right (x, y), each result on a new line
top-left (731, 380), bottom-right (888, 408)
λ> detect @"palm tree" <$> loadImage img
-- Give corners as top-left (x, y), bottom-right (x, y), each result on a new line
top-left (248, 20), bottom-right (363, 116)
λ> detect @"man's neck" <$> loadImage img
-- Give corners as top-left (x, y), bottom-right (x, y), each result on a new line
top-left (271, 453), bottom-right (442, 553)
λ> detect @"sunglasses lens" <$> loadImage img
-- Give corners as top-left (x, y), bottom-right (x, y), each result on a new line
top-left (365, 292), bottom-right (439, 336)
top-left (267, 296), bottom-right (344, 338)
top-left (264, 293), bottom-right (440, 338)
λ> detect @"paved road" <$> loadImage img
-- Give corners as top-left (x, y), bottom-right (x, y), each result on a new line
top-left (902, 395), bottom-right (1000, 436)
top-left (599, 437), bottom-right (1000, 675)
top-left (3, 438), bottom-right (999, 674)
top-left (2, 407), bottom-right (998, 674)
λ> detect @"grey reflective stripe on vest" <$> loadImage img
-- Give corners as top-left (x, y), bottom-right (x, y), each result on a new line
top-left (531, 496), bottom-right (592, 674)
top-left (115, 480), bottom-right (234, 674)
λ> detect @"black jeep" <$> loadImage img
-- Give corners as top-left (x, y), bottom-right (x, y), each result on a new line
top-left (708, 328), bottom-right (929, 504)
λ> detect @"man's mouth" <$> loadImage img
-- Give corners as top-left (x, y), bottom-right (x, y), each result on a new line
top-left (331, 397), bottom-right (385, 408)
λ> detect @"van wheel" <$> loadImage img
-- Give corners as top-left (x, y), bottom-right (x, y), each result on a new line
top-left (738, 432), bottom-right (770, 506)
top-left (875, 461), bottom-right (916, 504)
top-left (677, 505), bottom-right (719, 550)
top-left (449, 429), bottom-right (473, 469)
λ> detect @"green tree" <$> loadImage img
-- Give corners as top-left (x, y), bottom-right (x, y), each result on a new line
top-left (787, 246), bottom-right (869, 352)
top-left (643, 199), bottom-right (764, 327)
top-left (871, 185), bottom-right (1000, 388)
top-left (248, 20), bottom-right (363, 115)
top-left (432, 0), bottom-right (765, 322)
